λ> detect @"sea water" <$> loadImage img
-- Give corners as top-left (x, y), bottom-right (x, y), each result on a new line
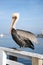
top-left (0, 35), bottom-right (43, 65)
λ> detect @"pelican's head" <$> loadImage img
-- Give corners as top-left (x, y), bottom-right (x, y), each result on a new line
top-left (12, 13), bottom-right (19, 23)
top-left (11, 13), bottom-right (19, 29)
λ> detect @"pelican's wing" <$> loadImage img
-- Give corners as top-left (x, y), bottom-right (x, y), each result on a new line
top-left (16, 29), bottom-right (38, 44)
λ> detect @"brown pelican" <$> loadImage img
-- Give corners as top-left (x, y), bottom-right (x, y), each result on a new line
top-left (10, 13), bottom-right (38, 50)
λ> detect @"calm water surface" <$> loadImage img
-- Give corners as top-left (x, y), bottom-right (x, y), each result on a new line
top-left (0, 35), bottom-right (43, 65)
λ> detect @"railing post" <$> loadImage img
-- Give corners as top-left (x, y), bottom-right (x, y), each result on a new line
top-left (0, 50), bottom-right (7, 65)
top-left (32, 57), bottom-right (42, 65)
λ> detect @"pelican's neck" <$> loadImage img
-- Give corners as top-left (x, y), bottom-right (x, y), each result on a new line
top-left (13, 19), bottom-right (17, 29)
top-left (11, 19), bottom-right (18, 29)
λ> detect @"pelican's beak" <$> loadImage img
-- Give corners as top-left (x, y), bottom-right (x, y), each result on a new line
top-left (12, 16), bottom-right (17, 20)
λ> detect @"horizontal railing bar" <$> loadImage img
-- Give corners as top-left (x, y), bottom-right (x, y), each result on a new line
top-left (0, 47), bottom-right (43, 59)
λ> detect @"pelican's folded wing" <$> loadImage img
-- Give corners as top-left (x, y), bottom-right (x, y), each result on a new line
top-left (16, 29), bottom-right (38, 44)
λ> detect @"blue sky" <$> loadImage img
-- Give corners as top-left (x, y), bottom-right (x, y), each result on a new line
top-left (0, 0), bottom-right (43, 34)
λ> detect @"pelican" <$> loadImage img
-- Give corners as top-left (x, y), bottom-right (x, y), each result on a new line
top-left (10, 13), bottom-right (38, 50)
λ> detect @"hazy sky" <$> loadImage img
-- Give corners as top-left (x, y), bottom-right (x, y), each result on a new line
top-left (0, 0), bottom-right (43, 34)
